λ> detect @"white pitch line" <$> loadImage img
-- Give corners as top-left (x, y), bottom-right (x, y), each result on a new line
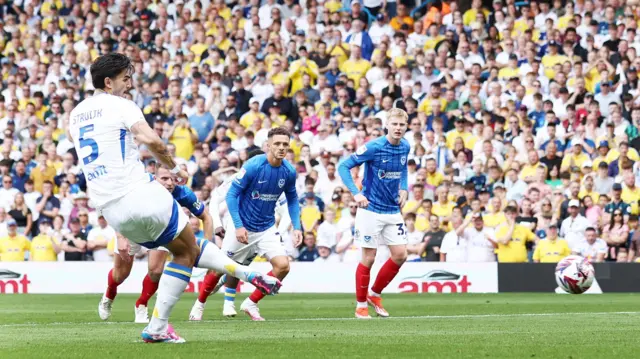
top-left (1, 311), bottom-right (639, 329)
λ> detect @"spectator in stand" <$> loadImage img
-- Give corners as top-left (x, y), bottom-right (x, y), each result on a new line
top-left (298, 232), bottom-right (320, 262)
top-left (30, 153), bottom-right (56, 194)
top-left (30, 219), bottom-right (60, 262)
top-left (0, 174), bottom-right (18, 211)
top-left (0, 219), bottom-right (29, 262)
top-left (86, 215), bottom-right (116, 262)
top-left (533, 223), bottom-right (571, 263)
top-left (35, 181), bottom-right (59, 233)
top-left (8, 193), bottom-right (31, 237)
top-left (573, 227), bottom-right (608, 263)
top-left (61, 217), bottom-right (87, 262)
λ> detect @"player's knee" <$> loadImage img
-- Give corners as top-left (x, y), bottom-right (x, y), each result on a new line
top-left (391, 249), bottom-right (408, 264)
top-left (148, 267), bottom-right (163, 282)
top-left (272, 256), bottom-right (290, 277)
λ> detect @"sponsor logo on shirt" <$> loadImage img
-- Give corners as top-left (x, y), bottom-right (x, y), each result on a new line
top-left (86, 165), bottom-right (108, 181)
top-left (378, 170), bottom-right (402, 179)
top-left (250, 191), bottom-right (280, 201)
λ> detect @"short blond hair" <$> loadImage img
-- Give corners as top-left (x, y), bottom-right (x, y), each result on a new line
top-left (387, 108), bottom-right (409, 123)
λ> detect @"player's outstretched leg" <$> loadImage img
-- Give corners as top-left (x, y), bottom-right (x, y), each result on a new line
top-left (367, 246), bottom-right (407, 318)
top-left (99, 252), bottom-right (133, 320)
top-left (241, 256), bottom-right (289, 321)
top-left (355, 248), bottom-right (376, 319)
top-left (134, 250), bottom-right (168, 323)
top-left (193, 238), bottom-right (281, 295)
top-left (142, 226), bottom-right (199, 344)
top-left (189, 270), bottom-right (222, 321)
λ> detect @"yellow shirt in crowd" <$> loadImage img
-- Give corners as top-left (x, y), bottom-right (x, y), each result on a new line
top-left (30, 234), bottom-right (59, 262)
top-left (0, 234), bottom-right (30, 262)
top-left (495, 224), bottom-right (535, 263)
top-left (533, 238), bottom-right (571, 263)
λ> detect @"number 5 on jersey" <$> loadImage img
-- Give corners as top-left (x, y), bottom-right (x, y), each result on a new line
top-left (79, 125), bottom-right (126, 165)
top-left (79, 125), bottom-right (99, 165)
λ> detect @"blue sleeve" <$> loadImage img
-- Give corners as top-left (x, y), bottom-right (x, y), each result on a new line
top-left (338, 142), bottom-right (376, 195)
top-left (284, 170), bottom-right (301, 231)
top-left (173, 186), bottom-right (204, 217)
top-left (226, 163), bottom-right (255, 229)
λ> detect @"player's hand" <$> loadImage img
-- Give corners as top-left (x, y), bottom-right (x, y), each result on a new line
top-left (236, 227), bottom-right (249, 244)
top-left (398, 190), bottom-right (408, 208)
top-left (175, 169), bottom-right (189, 185)
top-left (354, 193), bottom-right (369, 208)
top-left (292, 230), bottom-right (303, 247)
top-left (214, 226), bottom-right (226, 238)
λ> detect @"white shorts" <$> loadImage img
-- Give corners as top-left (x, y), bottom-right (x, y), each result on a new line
top-left (113, 242), bottom-right (170, 256)
top-left (221, 217), bottom-right (286, 264)
top-left (100, 180), bottom-right (189, 251)
top-left (354, 208), bottom-right (408, 249)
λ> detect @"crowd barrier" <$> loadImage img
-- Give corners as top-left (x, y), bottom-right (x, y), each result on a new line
top-left (1, 262), bottom-right (637, 294)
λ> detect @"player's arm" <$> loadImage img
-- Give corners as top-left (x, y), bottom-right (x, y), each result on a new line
top-left (197, 207), bottom-right (214, 242)
top-left (399, 147), bottom-right (409, 207)
top-left (126, 101), bottom-right (187, 180)
top-left (210, 183), bottom-right (229, 235)
top-left (338, 142), bottom-right (376, 207)
top-left (276, 197), bottom-right (292, 234)
top-left (284, 171), bottom-right (303, 246)
top-left (226, 165), bottom-right (255, 243)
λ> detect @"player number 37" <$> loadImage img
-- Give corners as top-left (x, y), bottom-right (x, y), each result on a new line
top-left (79, 125), bottom-right (126, 165)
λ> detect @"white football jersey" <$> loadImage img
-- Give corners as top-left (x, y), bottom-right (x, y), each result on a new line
top-left (68, 93), bottom-right (150, 208)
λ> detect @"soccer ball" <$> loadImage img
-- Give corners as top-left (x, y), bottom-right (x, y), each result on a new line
top-left (555, 255), bottom-right (595, 294)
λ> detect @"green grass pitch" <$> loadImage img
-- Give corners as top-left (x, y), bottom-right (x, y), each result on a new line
top-left (1, 293), bottom-right (640, 358)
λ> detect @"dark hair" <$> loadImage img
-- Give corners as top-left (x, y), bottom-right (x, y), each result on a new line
top-left (247, 149), bottom-right (264, 160)
top-left (267, 127), bottom-right (291, 139)
top-left (90, 53), bottom-right (134, 89)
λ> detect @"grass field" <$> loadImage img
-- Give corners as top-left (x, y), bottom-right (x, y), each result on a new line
top-left (1, 293), bottom-right (640, 358)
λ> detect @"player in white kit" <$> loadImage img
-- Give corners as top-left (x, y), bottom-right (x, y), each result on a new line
top-left (69, 53), bottom-right (281, 343)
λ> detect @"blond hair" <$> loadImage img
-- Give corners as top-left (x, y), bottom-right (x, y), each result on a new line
top-left (387, 108), bottom-right (409, 123)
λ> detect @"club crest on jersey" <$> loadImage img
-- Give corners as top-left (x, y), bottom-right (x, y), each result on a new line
top-left (401, 156), bottom-right (406, 165)
top-left (364, 235), bottom-right (372, 243)
top-left (278, 179), bottom-right (285, 188)
top-left (355, 144), bottom-right (367, 156)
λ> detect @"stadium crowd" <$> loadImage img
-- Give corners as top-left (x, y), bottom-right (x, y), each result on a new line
top-left (1, 0), bottom-right (640, 264)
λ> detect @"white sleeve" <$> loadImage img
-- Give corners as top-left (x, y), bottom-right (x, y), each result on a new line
top-left (87, 229), bottom-right (97, 242)
top-left (121, 99), bottom-right (146, 130)
top-left (276, 197), bottom-right (291, 234)
top-left (596, 240), bottom-right (608, 254)
top-left (440, 236), bottom-right (450, 254)
top-left (210, 178), bottom-right (233, 229)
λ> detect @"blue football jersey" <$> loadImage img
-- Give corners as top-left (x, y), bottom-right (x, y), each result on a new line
top-left (226, 154), bottom-right (301, 232)
top-left (172, 185), bottom-right (205, 217)
top-left (338, 136), bottom-right (410, 214)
